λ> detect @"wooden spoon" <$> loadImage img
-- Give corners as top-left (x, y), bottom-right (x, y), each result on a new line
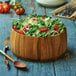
top-left (3, 46), bottom-right (10, 69)
top-left (0, 50), bottom-right (27, 68)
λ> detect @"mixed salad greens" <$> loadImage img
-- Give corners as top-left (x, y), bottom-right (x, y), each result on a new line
top-left (12, 14), bottom-right (65, 37)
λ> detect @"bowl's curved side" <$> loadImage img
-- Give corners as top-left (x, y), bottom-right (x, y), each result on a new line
top-left (10, 28), bottom-right (67, 61)
top-left (36, 0), bottom-right (66, 6)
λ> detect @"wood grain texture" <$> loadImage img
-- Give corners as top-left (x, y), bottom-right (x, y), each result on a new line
top-left (0, 16), bottom-right (18, 76)
top-left (45, 0), bottom-right (76, 75)
top-left (0, 0), bottom-right (20, 75)
top-left (0, 0), bottom-right (76, 76)
top-left (10, 0), bottom-right (67, 62)
top-left (18, 62), bottom-right (55, 76)
top-left (10, 28), bottom-right (67, 61)
top-left (17, 0), bottom-right (55, 76)
top-left (51, 20), bottom-right (76, 76)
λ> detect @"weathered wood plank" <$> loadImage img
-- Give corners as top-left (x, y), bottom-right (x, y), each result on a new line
top-left (0, 61), bottom-right (17, 76)
top-left (49, 18), bottom-right (76, 76)
top-left (19, 0), bottom-right (35, 19)
top-left (19, 0), bottom-right (47, 19)
top-left (17, 0), bottom-right (55, 76)
top-left (0, 0), bottom-right (76, 76)
top-left (74, 21), bottom-right (76, 27)
top-left (0, 0), bottom-right (20, 75)
top-left (46, 0), bottom-right (76, 75)
top-left (0, 16), bottom-right (18, 76)
top-left (18, 62), bottom-right (54, 76)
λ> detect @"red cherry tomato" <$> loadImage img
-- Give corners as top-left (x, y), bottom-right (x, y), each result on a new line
top-left (2, 3), bottom-right (10, 13)
top-left (19, 8), bottom-right (25, 14)
top-left (13, 26), bottom-right (17, 30)
top-left (0, 5), bottom-right (3, 13)
top-left (15, 8), bottom-right (25, 15)
top-left (16, 30), bottom-right (24, 35)
top-left (30, 17), bottom-right (37, 21)
top-left (54, 24), bottom-right (60, 31)
top-left (39, 27), bottom-right (48, 32)
top-left (14, 5), bottom-right (19, 11)
top-left (15, 9), bottom-right (20, 15)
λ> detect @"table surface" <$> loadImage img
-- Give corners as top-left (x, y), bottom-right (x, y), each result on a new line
top-left (0, 0), bottom-right (76, 76)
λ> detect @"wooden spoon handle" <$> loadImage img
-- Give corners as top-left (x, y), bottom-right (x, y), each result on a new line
top-left (0, 50), bottom-right (15, 62)
top-left (5, 54), bottom-right (15, 62)
top-left (4, 56), bottom-right (10, 69)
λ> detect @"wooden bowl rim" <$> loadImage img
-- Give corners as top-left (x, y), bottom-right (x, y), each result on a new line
top-left (11, 27), bottom-right (66, 38)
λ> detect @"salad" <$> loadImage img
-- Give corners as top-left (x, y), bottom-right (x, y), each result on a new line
top-left (12, 14), bottom-right (65, 37)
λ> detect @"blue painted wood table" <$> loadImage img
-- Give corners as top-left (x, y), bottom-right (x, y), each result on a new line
top-left (0, 0), bottom-right (76, 76)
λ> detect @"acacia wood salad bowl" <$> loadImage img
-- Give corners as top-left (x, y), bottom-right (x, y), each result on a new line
top-left (10, 27), bottom-right (67, 61)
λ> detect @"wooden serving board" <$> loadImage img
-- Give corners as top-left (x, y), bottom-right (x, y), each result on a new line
top-left (51, 0), bottom-right (76, 20)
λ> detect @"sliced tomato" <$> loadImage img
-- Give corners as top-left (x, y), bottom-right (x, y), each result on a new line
top-left (16, 30), bottom-right (24, 35)
top-left (54, 24), bottom-right (60, 31)
top-left (24, 17), bottom-right (27, 19)
top-left (41, 17), bottom-right (45, 19)
top-left (26, 24), bottom-right (30, 28)
top-left (39, 27), bottom-right (48, 32)
top-left (30, 17), bottom-right (37, 21)
top-left (23, 26), bottom-right (26, 31)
